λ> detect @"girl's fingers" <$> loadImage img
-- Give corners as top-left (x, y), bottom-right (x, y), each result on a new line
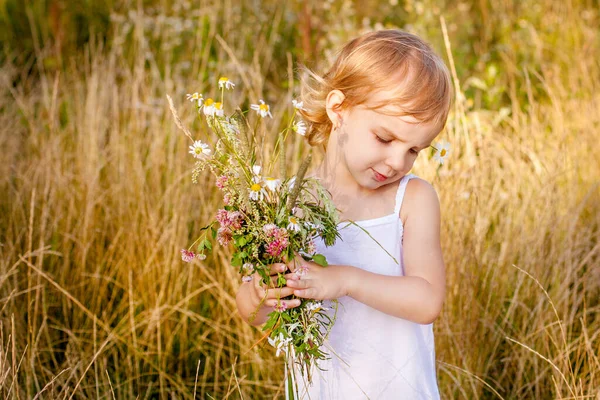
top-left (286, 278), bottom-right (310, 289)
top-left (284, 272), bottom-right (300, 281)
top-left (266, 298), bottom-right (302, 308)
top-left (268, 263), bottom-right (287, 275)
top-left (266, 287), bottom-right (295, 299)
top-left (293, 288), bottom-right (315, 299)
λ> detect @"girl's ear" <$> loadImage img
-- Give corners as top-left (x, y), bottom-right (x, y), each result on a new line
top-left (325, 90), bottom-right (346, 127)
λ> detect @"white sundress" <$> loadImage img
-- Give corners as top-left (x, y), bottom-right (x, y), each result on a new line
top-left (295, 174), bottom-right (440, 400)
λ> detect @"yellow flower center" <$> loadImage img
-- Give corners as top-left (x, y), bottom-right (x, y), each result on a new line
top-left (440, 149), bottom-right (447, 157)
top-left (205, 98), bottom-right (214, 106)
top-left (194, 147), bottom-right (202, 154)
top-left (215, 102), bottom-right (223, 110)
top-left (289, 217), bottom-right (298, 224)
top-left (250, 183), bottom-right (261, 192)
top-left (219, 77), bottom-right (228, 83)
top-left (259, 104), bottom-right (269, 112)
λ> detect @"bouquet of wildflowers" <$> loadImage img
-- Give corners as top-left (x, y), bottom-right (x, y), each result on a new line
top-left (167, 77), bottom-right (342, 398)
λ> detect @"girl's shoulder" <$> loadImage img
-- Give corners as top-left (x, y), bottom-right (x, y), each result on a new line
top-left (399, 177), bottom-right (441, 226)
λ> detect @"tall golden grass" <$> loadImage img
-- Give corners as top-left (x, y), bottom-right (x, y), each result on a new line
top-left (1, 1), bottom-right (599, 398)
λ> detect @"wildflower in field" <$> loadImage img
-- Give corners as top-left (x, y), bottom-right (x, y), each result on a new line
top-left (223, 193), bottom-right (232, 205)
top-left (216, 175), bottom-right (229, 190)
top-left (305, 301), bottom-right (325, 312)
top-left (263, 223), bottom-right (278, 234)
top-left (217, 227), bottom-right (233, 246)
top-left (264, 177), bottom-right (281, 192)
top-left (249, 181), bottom-right (266, 201)
top-left (181, 249), bottom-right (196, 263)
top-left (196, 253), bottom-right (207, 261)
top-left (216, 209), bottom-right (244, 230)
top-left (287, 216), bottom-right (301, 232)
top-left (304, 221), bottom-right (323, 233)
top-left (274, 301), bottom-right (288, 313)
top-left (268, 332), bottom-right (291, 357)
top-left (251, 165), bottom-right (262, 181)
top-left (218, 77), bottom-right (236, 90)
top-left (186, 92), bottom-right (203, 106)
top-left (250, 99), bottom-right (273, 118)
top-left (433, 140), bottom-right (451, 164)
top-left (214, 102), bottom-right (224, 117)
top-left (203, 98), bottom-right (216, 116)
top-left (293, 120), bottom-right (307, 136)
top-left (295, 261), bottom-right (309, 276)
top-left (189, 140), bottom-right (211, 159)
top-left (266, 236), bottom-right (289, 257)
top-left (292, 99), bottom-right (305, 111)
top-left (242, 262), bottom-right (255, 274)
top-left (263, 225), bottom-right (290, 256)
top-left (305, 239), bottom-right (316, 256)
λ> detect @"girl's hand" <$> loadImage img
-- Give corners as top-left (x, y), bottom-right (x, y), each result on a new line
top-left (249, 263), bottom-right (302, 310)
top-left (284, 255), bottom-right (350, 300)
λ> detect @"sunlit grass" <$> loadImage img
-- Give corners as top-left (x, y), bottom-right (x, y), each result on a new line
top-left (1, 1), bottom-right (599, 398)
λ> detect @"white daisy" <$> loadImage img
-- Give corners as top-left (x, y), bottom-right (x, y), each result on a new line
top-left (203, 98), bottom-right (216, 116)
top-left (188, 140), bottom-right (211, 159)
top-left (268, 333), bottom-right (292, 357)
top-left (293, 120), bottom-right (307, 136)
top-left (433, 140), bottom-right (451, 164)
top-left (264, 177), bottom-right (281, 192)
top-left (292, 99), bottom-right (306, 111)
top-left (305, 301), bottom-right (327, 312)
top-left (248, 182), bottom-right (266, 201)
top-left (262, 223), bottom-right (277, 234)
top-left (186, 92), bottom-right (203, 105)
top-left (251, 165), bottom-right (262, 183)
top-left (250, 99), bottom-right (273, 118)
top-left (287, 216), bottom-right (301, 232)
top-left (214, 101), bottom-right (224, 117)
top-left (218, 76), bottom-right (235, 90)
top-left (242, 262), bottom-right (254, 274)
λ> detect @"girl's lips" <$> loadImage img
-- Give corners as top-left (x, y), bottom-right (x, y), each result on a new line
top-left (372, 169), bottom-right (387, 182)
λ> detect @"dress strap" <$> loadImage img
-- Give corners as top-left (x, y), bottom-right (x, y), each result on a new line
top-left (393, 174), bottom-right (417, 215)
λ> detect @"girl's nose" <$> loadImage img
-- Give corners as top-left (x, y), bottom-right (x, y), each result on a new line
top-left (386, 154), bottom-right (406, 173)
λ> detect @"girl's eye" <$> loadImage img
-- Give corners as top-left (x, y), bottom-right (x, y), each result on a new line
top-left (375, 134), bottom-right (391, 144)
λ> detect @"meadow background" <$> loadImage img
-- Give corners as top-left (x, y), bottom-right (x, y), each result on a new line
top-left (1, 0), bottom-right (599, 398)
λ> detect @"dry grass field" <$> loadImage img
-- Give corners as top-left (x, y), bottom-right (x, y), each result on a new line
top-left (1, 1), bottom-right (599, 398)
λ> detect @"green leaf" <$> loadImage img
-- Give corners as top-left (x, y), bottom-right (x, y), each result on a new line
top-left (263, 315), bottom-right (278, 331)
top-left (277, 274), bottom-right (287, 287)
top-left (237, 236), bottom-right (247, 247)
top-left (281, 312), bottom-right (292, 322)
top-left (312, 254), bottom-right (328, 267)
top-left (231, 253), bottom-right (242, 267)
top-left (211, 227), bottom-right (217, 240)
top-left (203, 239), bottom-right (212, 251)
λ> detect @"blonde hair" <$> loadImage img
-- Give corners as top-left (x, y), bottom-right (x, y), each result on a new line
top-left (299, 30), bottom-right (453, 149)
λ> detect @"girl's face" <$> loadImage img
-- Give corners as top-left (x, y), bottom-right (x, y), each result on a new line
top-left (325, 89), bottom-right (440, 192)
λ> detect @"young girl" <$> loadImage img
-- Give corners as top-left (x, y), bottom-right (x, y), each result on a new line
top-left (236, 29), bottom-right (452, 399)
